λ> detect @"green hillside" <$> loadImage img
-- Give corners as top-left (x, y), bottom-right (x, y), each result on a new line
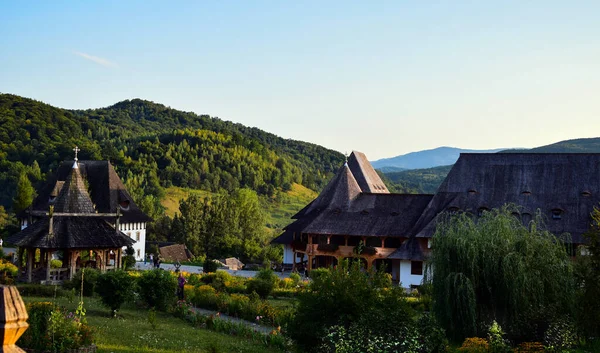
top-left (383, 165), bottom-right (453, 194)
top-left (500, 137), bottom-right (600, 153)
top-left (0, 94), bottom-right (344, 210)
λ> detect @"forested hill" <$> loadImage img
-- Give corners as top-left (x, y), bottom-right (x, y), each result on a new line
top-left (0, 94), bottom-right (344, 210)
top-left (500, 137), bottom-right (600, 153)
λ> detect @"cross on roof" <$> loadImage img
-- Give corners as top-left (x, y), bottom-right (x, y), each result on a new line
top-left (73, 146), bottom-right (80, 161)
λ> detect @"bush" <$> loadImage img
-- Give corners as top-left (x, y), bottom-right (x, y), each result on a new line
top-left (246, 268), bottom-right (277, 299)
top-left (50, 259), bottom-right (63, 268)
top-left (289, 259), bottom-right (415, 352)
top-left (18, 302), bottom-right (94, 351)
top-left (289, 272), bottom-right (301, 286)
top-left (17, 284), bottom-right (72, 298)
top-left (96, 270), bottom-right (134, 314)
top-left (458, 337), bottom-right (489, 352)
top-left (137, 269), bottom-right (177, 311)
top-left (203, 259), bottom-right (219, 273)
top-left (123, 246), bottom-right (136, 269)
top-left (0, 259), bottom-right (18, 284)
top-left (543, 318), bottom-right (578, 352)
top-left (66, 268), bottom-right (100, 296)
top-left (192, 285), bottom-right (219, 310)
top-left (308, 267), bottom-right (329, 281)
top-left (417, 313), bottom-right (448, 353)
top-left (247, 279), bottom-right (274, 299)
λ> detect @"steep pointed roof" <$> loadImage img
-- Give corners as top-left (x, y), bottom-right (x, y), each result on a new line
top-left (26, 160), bottom-right (152, 223)
top-left (348, 151), bottom-right (389, 193)
top-left (293, 163), bottom-right (361, 217)
top-left (53, 163), bottom-right (96, 213)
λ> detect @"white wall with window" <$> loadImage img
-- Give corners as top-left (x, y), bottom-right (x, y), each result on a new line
top-left (119, 222), bottom-right (146, 261)
top-left (399, 260), bottom-right (424, 288)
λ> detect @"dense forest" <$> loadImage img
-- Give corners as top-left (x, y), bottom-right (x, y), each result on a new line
top-left (0, 94), bottom-right (347, 262)
top-left (0, 94), bottom-right (345, 208)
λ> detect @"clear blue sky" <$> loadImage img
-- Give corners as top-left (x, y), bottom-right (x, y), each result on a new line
top-left (1, 1), bottom-right (599, 160)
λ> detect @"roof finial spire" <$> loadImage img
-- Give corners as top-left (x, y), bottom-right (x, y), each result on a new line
top-left (344, 151), bottom-right (348, 167)
top-left (72, 146), bottom-right (80, 169)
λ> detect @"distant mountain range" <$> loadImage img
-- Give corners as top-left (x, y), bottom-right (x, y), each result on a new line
top-left (371, 147), bottom-right (507, 170)
top-left (380, 137), bottom-right (600, 194)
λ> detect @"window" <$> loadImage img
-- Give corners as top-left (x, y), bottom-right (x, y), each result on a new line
top-left (521, 191), bottom-right (531, 196)
top-left (411, 261), bottom-right (423, 275)
top-left (552, 209), bottom-right (563, 220)
top-left (582, 191), bottom-right (592, 197)
top-left (136, 232), bottom-right (140, 241)
top-left (137, 249), bottom-right (141, 257)
top-left (468, 189), bottom-right (477, 195)
top-left (127, 232), bottom-right (131, 238)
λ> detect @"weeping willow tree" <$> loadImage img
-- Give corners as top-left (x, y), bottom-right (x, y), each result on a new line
top-left (429, 205), bottom-right (574, 342)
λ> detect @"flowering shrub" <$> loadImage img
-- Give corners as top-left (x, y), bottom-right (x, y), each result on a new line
top-left (192, 285), bottom-right (219, 310)
top-left (18, 302), bottom-right (94, 351)
top-left (543, 318), bottom-right (578, 352)
top-left (514, 342), bottom-right (545, 352)
top-left (177, 310), bottom-right (291, 350)
top-left (0, 259), bottom-right (18, 284)
top-left (458, 337), bottom-right (489, 352)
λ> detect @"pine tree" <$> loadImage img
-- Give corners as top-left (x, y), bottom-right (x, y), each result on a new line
top-left (12, 172), bottom-right (34, 213)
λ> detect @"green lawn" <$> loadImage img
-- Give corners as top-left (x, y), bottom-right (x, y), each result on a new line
top-left (21, 296), bottom-right (285, 353)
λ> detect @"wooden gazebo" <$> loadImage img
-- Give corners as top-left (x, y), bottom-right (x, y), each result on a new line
top-left (7, 158), bottom-right (134, 283)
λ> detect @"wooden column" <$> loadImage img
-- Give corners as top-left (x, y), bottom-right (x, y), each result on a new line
top-left (292, 251), bottom-right (296, 271)
top-left (16, 248), bottom-right (23, 276)
top-left (307, 255), bottom-right (313, 271)
top-left (344, 235), bottom-right (348, 246)
top-left (327, 235), bottom-right (331, 244)
top-left (69, 251), bottom-right (77, 280)
top-left (116, 249), bottom-right (122, 269)
top-left (0, 286), bottom-right (29, 352)
top-left (366, 258), bottom-right (374, 270)
top-left (26, 249), bottom-right (33, 283)
top-left (45, 250), bottom-right (52, 282)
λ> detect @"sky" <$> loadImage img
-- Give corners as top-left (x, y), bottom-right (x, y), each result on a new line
top-left (1, 1), bottom-right (599, 160)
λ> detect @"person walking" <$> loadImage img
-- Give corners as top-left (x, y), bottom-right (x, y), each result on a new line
top-left (177, 271), bottom-right (187, 300)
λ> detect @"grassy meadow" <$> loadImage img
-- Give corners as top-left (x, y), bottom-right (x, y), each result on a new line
top-left (21, 295), bottom-right (285, 353)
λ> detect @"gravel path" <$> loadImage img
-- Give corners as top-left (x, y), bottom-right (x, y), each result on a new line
top-left (134, 261), bottom-right (294, 279)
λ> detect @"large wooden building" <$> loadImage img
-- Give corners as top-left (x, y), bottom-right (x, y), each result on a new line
top-left (273, 151), bottom-right (600, 287)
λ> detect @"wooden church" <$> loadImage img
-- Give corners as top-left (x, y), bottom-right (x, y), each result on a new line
top-left (273, 151), bottom-right (600, 288)
top-left (8, 147), bottom-right (151, 283)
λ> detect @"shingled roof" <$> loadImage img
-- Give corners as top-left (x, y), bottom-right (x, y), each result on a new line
top-left (284, 193), bottom-right (433, 237)
top-left (8, 163), bottom-right (134, 249)
top-left (347, 151), bottom-right (389, 193)
top-left (272, 151), bottom-right (432, 240)
top-left (53, 163), bottom-right (96, 213)
top-left (29, 160), bottom-right (152, 223)
top-left (6, 216), bottom-right (134, 249)
top-left (410, 153), bottom-right (600, 244)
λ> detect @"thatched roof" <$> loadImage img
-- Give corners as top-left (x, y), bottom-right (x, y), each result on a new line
top-left (28, 160), bottom-right (152, 223)
top-left (410, 153), bottom-right (600, 243)
top-left (6, 216), bottom-right (134, 249)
